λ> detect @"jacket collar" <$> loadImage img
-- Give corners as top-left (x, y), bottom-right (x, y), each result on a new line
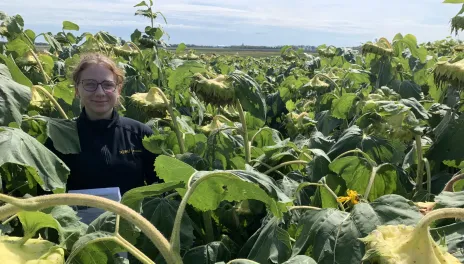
top-left (77, 107), bottom-right (120, 130)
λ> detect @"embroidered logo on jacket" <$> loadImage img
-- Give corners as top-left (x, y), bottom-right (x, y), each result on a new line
top-left (119, 149), bottom-right (142, 154)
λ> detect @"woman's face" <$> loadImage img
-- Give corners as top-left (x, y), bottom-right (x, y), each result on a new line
top-left (76, 64), bottom-right (120, 120)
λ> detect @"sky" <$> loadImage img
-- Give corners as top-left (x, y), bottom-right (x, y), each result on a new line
top-left (0, 0), bottom-right (463, 47)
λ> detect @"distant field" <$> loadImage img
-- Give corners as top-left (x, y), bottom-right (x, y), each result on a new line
top-left (34, 44), bottom-right (284, 57)
top-left (167, 47), bottom-right (282, 57)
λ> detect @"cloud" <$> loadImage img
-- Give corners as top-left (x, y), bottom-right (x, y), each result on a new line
top-left (0, 0), bottom-right (462, 45)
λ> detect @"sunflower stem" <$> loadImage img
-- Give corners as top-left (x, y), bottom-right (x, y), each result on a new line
top-left (236, 100), bottom-right (250, 164)
top-left (0, 193), bottom-right (181, 264)
top-left (414, 135), bottom-right (424, 193)
top-left (263, 160), bottom-right (308, 175)
top-left (443, 173), bottom-right (464, 192)
top-left (414, 208), bottom-right (464, 234)
top-left (156, 87), bottom-right (185, 154)
top-left (33, 85), bottom-right (68, 119)
top-left (364, 166), bottom-right (379, 201)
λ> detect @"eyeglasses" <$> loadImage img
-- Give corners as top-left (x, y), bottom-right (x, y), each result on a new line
top-left (80, 79), bottom-right (118, 93)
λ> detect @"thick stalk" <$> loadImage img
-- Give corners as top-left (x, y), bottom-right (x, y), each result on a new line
top-left (443, 173), bottom-right (464, 192)
top-left (295, 182), bottom-right (344, 211)
top-left (115, 234), bottom-right (154, 264)
top-left (236, 100), bottom-right (250, 164)
top-left (251, 159), bottom-right (286, 178)
top-left (288, 206), bottom-right (321, 211)
top-left (0, 193), bottom-right (181, 264)
top-left (250, 128), bottom-right (264, 145)
top-left (264, 160), bottom-right (308, 175)
top-left (66, 235), bottom-right (154, 264)
top-left (155, 87), bottom-right (185, 154)
top-left (29, 48), bottom-right (50, 84)
top-left (66, 237), bottom-right (114, 263)
top-left (171, 172), bottom-right (232, 255)
top-left (322, 183), bottom-right (346, 212)
top-left (414, 135), bottom-right (424, 192)
top-left (227, 260), bottom-right (260, 264)
top-left (1, 214), bottom-right (16, 225)
top-left (423, 158), bottom-right (431, 194)
top-left (332, 149), bottom-right (377, 167)
top-left (33, 85), bottom-right (69, 119)
top-left (364, 166), bottom-right (379, 200)
top-left (414, 208), bottom-right (464, 233)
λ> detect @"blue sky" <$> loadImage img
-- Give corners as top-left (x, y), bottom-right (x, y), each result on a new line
top-left (0, 0), bottom-right (462, 47)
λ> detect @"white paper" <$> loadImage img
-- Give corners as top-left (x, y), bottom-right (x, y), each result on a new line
top-left (68, 187), bottom-right (121, 224)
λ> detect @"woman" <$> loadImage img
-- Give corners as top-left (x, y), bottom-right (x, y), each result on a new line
top-left (45, 53), bottom-right (159, 195)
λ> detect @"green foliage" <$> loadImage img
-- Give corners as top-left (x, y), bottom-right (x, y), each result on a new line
top-left (1, 3), bottom-right (464, 263)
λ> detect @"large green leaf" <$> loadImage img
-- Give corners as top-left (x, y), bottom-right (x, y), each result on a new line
top-left (427, 114), bottom-right (464, 167)
top-left (292, 195), bottom-right (423, 264)
top-left (85, 211), bottom-right (140, 248)
top-left (121, 181), bottom-right (184, 211)
top-left (399, 98), bottom-right (429, 120)
top-left (392, 34), bottom-right (427, 63)
top-left (43, 32), bottom-right (63, 52)
top-left (187, 171), bottom-right (289, 217)
top-left (329, 156), bottom-right (405, 201)
top-left (63, 21), bottom-right (80, 31)
top-left (183, 241), bottom-right (232, 264)
top-left (38, 53), bottom-right (55, 76)
top-left (44, 205), bottom-right (88, 250)
top-left (430, 222), bottom-right (464, 262)
top-left (50, 80), bottom-right (75, 105)
top-left (2, 13), bottom-right (24, 36)
top-left (282, 255), bottom-right (317, 264)
top-left (25, 116), bottom-right (80, 154)
top-left (312, 174), bottom-right (347, 209)
top-left (307, 149), bottom-right (331, 183)
top-left (135, 197), bottom-right (195, 262)
top-left (0, 55), bottom-right (32, 87)
top-left (154, 155), bottom-right (196, 189)
top-left (230, 70), bottom-right (267, 120)
top-left (0, 64), bottom-right (31, 126)
top-left (391, 80), bottom-right (422, 100)
top-left (434, 191), bottom-right (464, 209)
top-left (166, 59), bottom-right (207, 91)
top-left (205, 129), bottom-right (243, 170)
top-left (69, 231), bottom-right (125, 264)
top-left (175, 43), bottom-right (187, 54)
top-left (122, 75), bottom-right (146, 97)
top-left (327, 126), bottom-right (402, 164)
top-left (315, 110), bottom-right (342, 136)
top-left (5, 38), bottom-right (29, 57)
top-left (17, 211), bottom-right (61, 240)
top-left (242, 217), bottom-right (292, 264)
top-left (330, 93), bottom-right (357, 119)
top-left (0, 127), bottom-right (69, 193)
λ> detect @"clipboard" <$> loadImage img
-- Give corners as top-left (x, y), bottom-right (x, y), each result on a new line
top-left (68, 187), bottom-right (121, 224)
